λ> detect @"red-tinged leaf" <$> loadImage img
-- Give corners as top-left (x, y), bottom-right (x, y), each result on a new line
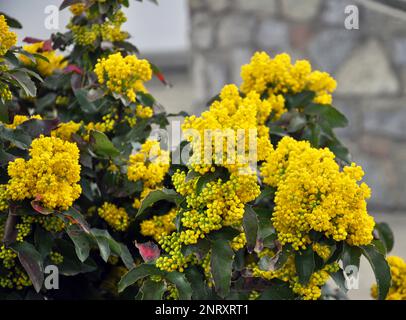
top-left (150, 63), bottom-right (172, 87)
top-left (31, 199), bottom-right (54, 215)
top-left (64, 64), bottom-right (83, 75)
top-left (134, 241), bottom-right (160, 262)
top-left (23, 37), bottom-right (45, 44)
top-left (42, 39), bottom-right (53, 52)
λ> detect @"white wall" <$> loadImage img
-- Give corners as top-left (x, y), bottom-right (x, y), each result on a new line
top-left (0, 0), bottom-right (190, 54)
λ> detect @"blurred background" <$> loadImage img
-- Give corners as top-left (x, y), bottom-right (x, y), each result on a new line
top-left (1, 0), bottom-right (406, 299)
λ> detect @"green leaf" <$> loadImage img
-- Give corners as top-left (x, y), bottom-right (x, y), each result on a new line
top-left (136, 92), bottom-right (155, 107)
top-left (259, 281), bottom-right (295, 300)
top-left (89, 130), bottom-right (120, 158)
top-left (330, 269), bottom-right (349, 293)
top-left (375, 222), bottom-right (394, 253)
top-left (295, 246), bottom-right (315, 285)
top-left (10, 242), bottom-right (44, 293)
top-left (0, 12), bottom-right (22, 28)
top-left (118, 264), bottom-right (164, 293)
top-left (210, 239), bottom-right (235, 298)
top-left (360, 245), bottom-right (391, 300)
top-left (34, 226), bottom-right (54, 259)
top-left (243, 205), bottom-right (258, 253)
top-left (185, 266), bottom-right (211, 299)
top-left (0, 126), bottom-right (32, 149)
top-left (286, 90), bottom-right (315, 109)
top-left (305, 104), bottom-right (348, 128)
top-left (59, 0), bottom-right (83, 10)
top-left (74, 89), bottom-right (99, 114)
top-left (341, 243), bottom-right (361, 271)
top-left (9, 71), bottom-right (37, 97)
top-left (66, 225), bottom-right (91, 262)
top-left (36, 93), bottom-right (57, 112)
top-left (56, 239), bottom-right (97, 276)
top-left (136, 188), bottom-right (183, 219)
top-left (287, 113), bottom-right (306, 132)
top-left (138, 279), bottom-right (166, 300)
top-left (165, 272), bottom-right (192, 300)
top-left (91, 232), bottom-right (111, 263)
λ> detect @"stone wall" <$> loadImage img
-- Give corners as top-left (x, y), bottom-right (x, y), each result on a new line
top-left (188, 0), bottom-right (406, 211)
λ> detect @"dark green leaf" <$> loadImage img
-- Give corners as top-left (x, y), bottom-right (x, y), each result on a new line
top-left (330, 269), bottom-right (349, 293)
top-left (286, 91), bottom-right (315, 109)
top-left (165, 272), bottom-right (192, 300)
top-left (0, 13), bottom-right (22, 28)
top-left (243, 205), bottom-right (258, 253)
top-left (66, 225), bottom-right (90, 262)
top-left (295, 246), bottom-right (315, 285)
top-left (118, 264), bottom-right (164, 293)
top-left (10, 242), bottom-right (44, 292)
top-left (136, 188), bottom-right (183, 219)
top-left (34, 226), bottom-right (53, 259)
top-left (211, 239), bottom-right (234, 298)
top-left (360, 245), bottom-right (391, 300)
top-left (9, 71), bottom-right (37, 97)
top-left (259, 281), bottom-right (295, 300)
top-left (74, 89), bottom-right (99, 113)
top-left (138, 279), bottom-right (166, 300)
top-left (375, 222), bottom-right (394, 253)
top-left (185, 266), bottom-right (210, 300)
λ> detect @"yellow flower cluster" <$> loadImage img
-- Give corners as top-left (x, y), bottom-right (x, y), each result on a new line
top-left (0, 184), bottom-right (8, 212)
top-left (240, 52), bottom-right (337, 118)
top-left (51, 121), bottom-right (81, 141)
top-left (0, 15), bottom-right (17, 56)
top-left (7, 136), bottom-right (82, 210)
top-left (98, 202), bottom-right (129, 232)
top-left (252, 255), bottom-right (339, 300)
top-left (127, 140), bottom-right (170, 188)
top-left (94, 52), bottom-right (152, 102)
top-left (0, 216), bottom-right (34, 290)
top-left (140, 208), bottom-right (177, 242)
top-left (69, 10), bottom-right (128, 46)
top-left (261, 136), bottom-right (374, 250)
top-left (156, 167), bottom-right (259, 272)
top-left (312, 243), bottom-right (332, 261)
top-left (69, 3), bottom-right (86, 16)
top-left (136, 105), bottom-right (153, 119)
top-left (372, 256), bottom-right (406, 300)
top-left (182, 84), bottom-right (273, 175)
top-left (20, 42), bottom-right (67, 77)
top-left (0, 81), bottom-right (12, 102)
top-left (49, 251), bottom-right (64, 265)
top-left (5, 114), bottom-right (42, 129)
top-left (84, 113), bottom-right (117, 141)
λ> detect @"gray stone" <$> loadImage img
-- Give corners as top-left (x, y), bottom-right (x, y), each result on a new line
top-left (364, 107), bottom-right (406, 139)
top-left (207, 0), bottom-right (229, 12)
top-left (393, 38), bottom-right (406, 66)
top-left (189, 0), bottom-right (207, 10)
top-left (218, 14), bottom-right (255, 47)
top-left (191, 12), bottom-right (214, 49)
top-left (402, 67), bottom-right (406, 94)
top-left (282, 0), bottom-right (321, 22)
top-left (363, 8), bottom-right (405, 37)
top-left (230, 47), bottom-right (254, 85)
top-left (235, 0), bottom-right (277, 15)
top-left (333, 98), bottom-right (362, 138)
top-left (206, 57), bottom-right (228, 98)
top-left (322, 0), bottom-right (354, 26)
top-left (192, 54), bottom-right (208, 103)
top-left (255, 20), bottom-right (290, 52)
top-left (336, 40), bottom-right (399, 95)
top-left (352, 151), bottom-right (398, 208)
top-left (309, 29), bottom-right (357, 73)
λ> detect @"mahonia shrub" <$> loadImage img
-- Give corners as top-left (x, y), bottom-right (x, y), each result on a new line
top-left (0, 1), bottom-right (397, 301)
top-left (119, 53), bottom-right (395, 300)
